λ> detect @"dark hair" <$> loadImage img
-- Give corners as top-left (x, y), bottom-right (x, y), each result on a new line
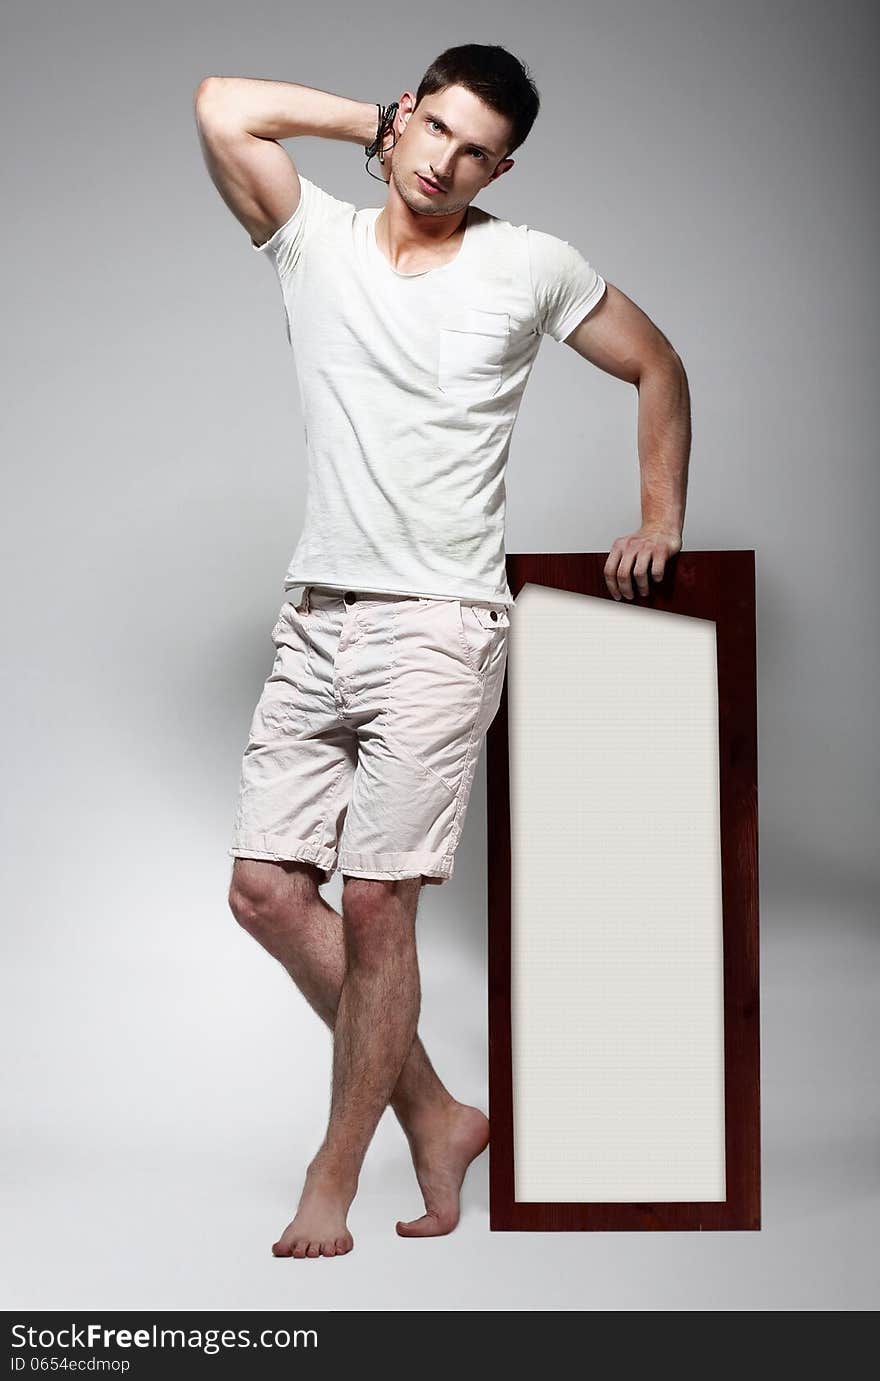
top-left (414, 43), bottom-right (540, 164)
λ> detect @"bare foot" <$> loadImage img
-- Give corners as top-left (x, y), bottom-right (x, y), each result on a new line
top-left (272, 1160), bottom-right (357, 1258)
top-left (396, 1101), bottom-right (490, 1237)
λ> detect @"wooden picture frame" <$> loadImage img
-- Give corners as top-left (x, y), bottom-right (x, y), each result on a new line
top-left (487, 552), bottom-right (760, 1231)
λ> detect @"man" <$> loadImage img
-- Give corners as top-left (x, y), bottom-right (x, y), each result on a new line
top-left (194, 43), bottom-right (690, 1260)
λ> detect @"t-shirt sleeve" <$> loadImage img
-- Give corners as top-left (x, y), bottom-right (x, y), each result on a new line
top-left (526, 226), bottom-right (607, 342)
top-left (251, 173), bottom-right (355, 282)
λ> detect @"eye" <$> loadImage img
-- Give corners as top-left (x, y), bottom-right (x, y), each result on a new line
top-left (426, 118), bottom-right (485, 159)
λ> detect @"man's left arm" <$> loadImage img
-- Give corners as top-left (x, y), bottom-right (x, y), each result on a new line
top-left (562, 283), bottom-right (692, 601)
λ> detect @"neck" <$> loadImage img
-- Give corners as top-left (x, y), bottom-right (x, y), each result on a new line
top-left (375, 198), bottom-right (471, 273)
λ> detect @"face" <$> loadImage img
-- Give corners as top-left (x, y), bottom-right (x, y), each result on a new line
top-left (388, 84), bottom-right (515, 215)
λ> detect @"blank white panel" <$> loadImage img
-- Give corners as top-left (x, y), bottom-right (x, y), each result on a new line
top-left (509, 583), bottom-right (726, 1202)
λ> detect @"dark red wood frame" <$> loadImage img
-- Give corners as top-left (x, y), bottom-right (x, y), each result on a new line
top-left (487, 551), bottom-right (761, 1231)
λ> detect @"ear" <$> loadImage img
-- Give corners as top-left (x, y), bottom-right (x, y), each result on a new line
top-left (397, 90), bottom-right (419, 131)
top-left (487, 158), bottom-right (515, 185)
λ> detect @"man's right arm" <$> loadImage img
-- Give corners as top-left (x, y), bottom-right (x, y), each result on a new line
top-left (193, 77), bottom-right (383, 247)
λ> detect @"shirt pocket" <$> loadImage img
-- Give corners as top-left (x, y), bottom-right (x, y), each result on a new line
top-left (437, 308), bottom-right (510, 402)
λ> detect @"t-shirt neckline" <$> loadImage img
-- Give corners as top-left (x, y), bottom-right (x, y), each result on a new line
top-left (369, 204), bottom-right (472, 279)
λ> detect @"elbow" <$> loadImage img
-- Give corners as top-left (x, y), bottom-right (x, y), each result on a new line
top-left (635, 345), bottom-right (687, 392)
top-left (194, 76), bottom-right (233, 116)
top-left (193, 78), bottom-right (217, 123)
top-left (669, 346), bottom-right (687, 378)
top-left (194, 76), bottom-right (217, 105)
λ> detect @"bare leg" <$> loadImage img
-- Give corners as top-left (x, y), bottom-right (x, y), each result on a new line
top-left (269, 873), bottom-right (422, 1256)
top-left (228, 859), bottom-right (489, 1250)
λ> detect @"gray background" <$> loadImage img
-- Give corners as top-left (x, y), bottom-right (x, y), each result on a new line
top-left (2, 0), bottom-right (877, 1310)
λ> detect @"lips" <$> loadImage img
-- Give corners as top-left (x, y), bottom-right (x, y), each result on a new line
top-left (418, 173), bottom-right (444, 193)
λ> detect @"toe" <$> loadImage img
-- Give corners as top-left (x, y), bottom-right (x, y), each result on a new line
top-left (306, 1242), bottom-right (320, 1257)
top-left (396, 1209), bottom-right (457, 1237)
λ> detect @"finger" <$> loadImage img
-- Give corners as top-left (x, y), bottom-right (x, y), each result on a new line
top-left (617, 548), bottom-right (636, 600)
top-left (604, 547), bottom-right (622, 600)
top-left (633, 551), bottom-right (651, 597)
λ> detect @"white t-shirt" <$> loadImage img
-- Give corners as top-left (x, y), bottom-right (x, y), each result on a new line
top-left (252, 174), bottom-right (606, 606)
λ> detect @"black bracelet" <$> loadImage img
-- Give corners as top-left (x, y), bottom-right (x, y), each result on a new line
top-left (364, 100), bottom-right (399, 180)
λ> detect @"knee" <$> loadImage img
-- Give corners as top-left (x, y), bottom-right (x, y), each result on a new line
top-left (227, 859), bottom-right (294, 939)
top-left (228, 859), bottom-right (321, 937)
top-left (341, 877), bottom-right (420, 954)
top-left (228, 875), bottom-right (278, 935)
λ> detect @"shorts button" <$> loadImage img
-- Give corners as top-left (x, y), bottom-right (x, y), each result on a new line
top-left (344, 591), bottom-right (356, 604)
top-left (490, 610), bottom-right (498, 621)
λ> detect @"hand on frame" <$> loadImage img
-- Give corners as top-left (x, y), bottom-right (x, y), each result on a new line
top-left (604, 525), bottom-right (682, 600)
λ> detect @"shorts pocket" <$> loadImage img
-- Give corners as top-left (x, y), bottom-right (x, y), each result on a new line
top-left (285, 584), bottom-right (310, 614)
top-left (271, 586), bottom-right (311, 643)
top-left (456, 601), bottom-right (510, 681)
top-left (437, 309), bottom-right (509, 401)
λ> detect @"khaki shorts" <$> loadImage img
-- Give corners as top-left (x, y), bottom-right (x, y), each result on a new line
top-left (228, 585), bottom-right (510, 885)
